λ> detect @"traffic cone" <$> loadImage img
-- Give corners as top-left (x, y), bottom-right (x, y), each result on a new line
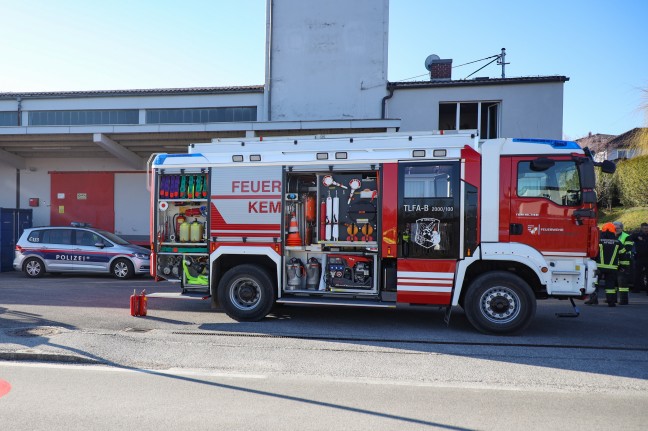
top-left (286, 214), bottom-right (302, 246)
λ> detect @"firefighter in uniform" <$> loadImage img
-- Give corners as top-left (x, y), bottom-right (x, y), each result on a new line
top-left (613, 221), bottom-right (632, 304)
top-left (592, 223), bottom-right (623, 307)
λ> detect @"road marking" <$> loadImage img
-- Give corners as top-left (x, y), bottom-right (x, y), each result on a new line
top-left (0, 379), bottom-right (11, 398)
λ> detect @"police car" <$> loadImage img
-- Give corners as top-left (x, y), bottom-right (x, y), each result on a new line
top-left (13, 224), bottom-right (150, 279)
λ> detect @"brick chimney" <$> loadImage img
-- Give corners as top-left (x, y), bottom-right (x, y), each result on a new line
top-left (429, 59), bottom-right (452, 81)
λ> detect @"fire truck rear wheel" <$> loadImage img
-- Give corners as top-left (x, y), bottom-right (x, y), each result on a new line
top-left (464, 271), bottom-right (536, 335)
top-left (218, 264), bottom-right (275, 321)
top-left (112, 258), bottom-right (134, 279)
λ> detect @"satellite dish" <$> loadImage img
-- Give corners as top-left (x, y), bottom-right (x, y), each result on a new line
top-left (425, 54), bottom-right (441, 71)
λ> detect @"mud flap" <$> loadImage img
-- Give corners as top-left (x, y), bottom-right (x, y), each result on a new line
top-left (444, 305), bottom-right (452, 326)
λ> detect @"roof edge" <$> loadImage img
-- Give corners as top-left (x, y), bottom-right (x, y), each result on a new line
top-left (0, 85), bottom-right (265, 100)
top-left (389, 75), bottom-right (569, 90)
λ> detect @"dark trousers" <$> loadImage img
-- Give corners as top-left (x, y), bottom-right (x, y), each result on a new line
top-left (634, 256), bottom-right (648, 291)
top-left (598, 269), bottom-right (617, 291)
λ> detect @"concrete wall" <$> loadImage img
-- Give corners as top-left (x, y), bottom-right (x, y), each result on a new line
top-left (114, 173), bottom-right (149, 240)
top-left (388, 81), bottom-right (565, 139)
top-left (267, 0), bottom-right (389, 121)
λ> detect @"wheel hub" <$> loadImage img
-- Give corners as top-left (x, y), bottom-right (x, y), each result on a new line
top-left (238, 284), bottom-right (257, 302)
top-left (490, 296), bottom-right (511, 313)
top-left (481, 287), bottom-right (519, 323)
top-left (231, 278), bottom-right (261, 309)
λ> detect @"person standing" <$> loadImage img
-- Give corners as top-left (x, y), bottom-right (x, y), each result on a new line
top-left (613, 221), bottom-right (632, 304)
top-left (630, 223), bottom-right (648, 294)
top-left (590, 223), bottom-right (622, 307)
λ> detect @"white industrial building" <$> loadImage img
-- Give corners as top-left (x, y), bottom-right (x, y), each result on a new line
top-left (0, 0), bottom-right (568, 254)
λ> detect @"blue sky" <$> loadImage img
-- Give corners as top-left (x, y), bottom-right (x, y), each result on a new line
top-left (1, 0), bottom-right (646, 139)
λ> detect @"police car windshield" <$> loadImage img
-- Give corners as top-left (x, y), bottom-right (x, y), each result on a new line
top-left (95, 230), bottom-right (130, 246)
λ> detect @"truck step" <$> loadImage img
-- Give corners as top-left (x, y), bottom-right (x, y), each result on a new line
top-left (277, 296), bottom-right (395, 308)
top-left (146, 291), bottom-right (210, 300)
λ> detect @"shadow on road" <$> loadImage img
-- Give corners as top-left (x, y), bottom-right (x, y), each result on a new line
top-left (2, 271), bottom-right (648, 382)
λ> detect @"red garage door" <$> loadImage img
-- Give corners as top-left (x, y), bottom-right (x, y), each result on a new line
top-left (50, 172), bottom-right (115, 231)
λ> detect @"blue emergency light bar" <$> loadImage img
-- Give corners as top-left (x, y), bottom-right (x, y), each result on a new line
top-left (512, 138), bottom-right (580, 150)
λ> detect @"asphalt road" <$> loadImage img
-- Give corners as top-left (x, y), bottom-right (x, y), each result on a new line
top-left (1, 271), bottom-right (648, 430)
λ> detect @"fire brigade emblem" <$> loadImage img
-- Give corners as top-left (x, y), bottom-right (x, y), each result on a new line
top-left (414, 218), bottom-right (441, 249)
top-left (527, 225), bottom-right (539, 235)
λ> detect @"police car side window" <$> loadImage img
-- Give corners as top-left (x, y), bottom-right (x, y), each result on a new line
top-left (28, 230), bottom-right (44, 243)
top-left (76, 231), bottom-right (99, 246)
top-left (44, 229), bottom-right (73, 245)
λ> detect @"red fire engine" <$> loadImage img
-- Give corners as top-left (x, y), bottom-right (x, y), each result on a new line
top-left (149, 131), bottom-right (614, 334)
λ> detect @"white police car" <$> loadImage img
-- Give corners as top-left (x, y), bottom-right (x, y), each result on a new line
top-left (13, 225), bottom-right (150, 279)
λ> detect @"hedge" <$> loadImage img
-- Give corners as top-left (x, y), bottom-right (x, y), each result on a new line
top-left (615, 155), bottom-right (648, 207)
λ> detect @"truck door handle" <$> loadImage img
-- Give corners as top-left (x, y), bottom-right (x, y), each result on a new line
top-left (510, 223), bottom-right (523, 235)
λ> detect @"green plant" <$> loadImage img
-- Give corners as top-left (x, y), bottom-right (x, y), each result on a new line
top-left (615, 155), bottom-right (648, 207)
top-left (598, 206), bottom-right (648, 232)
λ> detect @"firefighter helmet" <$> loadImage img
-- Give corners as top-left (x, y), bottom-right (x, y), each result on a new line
top-left (601, 222), bottom-right (616, 233)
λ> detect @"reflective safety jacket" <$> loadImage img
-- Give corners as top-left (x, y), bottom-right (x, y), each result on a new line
top-left (617, 232), bottom-right (632, 267)
top-left (597, 232), bottom-right (622, 270)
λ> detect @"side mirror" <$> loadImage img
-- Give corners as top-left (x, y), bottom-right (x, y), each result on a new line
top-left (599, 160), bottom-right (616, 174)
top-left (94, 242), bottom-right (106, 249)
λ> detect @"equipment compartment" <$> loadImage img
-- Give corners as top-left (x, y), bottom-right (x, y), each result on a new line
top-left (283, 250), bottom-right (378, 295)
top-left (317, 172), bottom-right (379, 246)
top-left (154, 169), bottom-right (210, 289)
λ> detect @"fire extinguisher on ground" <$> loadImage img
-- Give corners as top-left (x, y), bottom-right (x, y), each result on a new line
top-left (130, 289), bottom-right (148, 317)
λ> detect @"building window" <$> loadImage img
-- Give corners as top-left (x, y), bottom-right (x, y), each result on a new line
top-left (28, 110), bottom-right (139, 126)
top-left (616, 149), bottom-right (635, 160)
top-left (439, 101), bottom-right (500, 138)
top-left (146, 107), bottom-right (257, 124)
top-left (0, 111), bottom-right (18, 126)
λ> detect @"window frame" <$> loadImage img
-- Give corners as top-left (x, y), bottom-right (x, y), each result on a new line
top-left (438, 101), bottom-right (500, 138)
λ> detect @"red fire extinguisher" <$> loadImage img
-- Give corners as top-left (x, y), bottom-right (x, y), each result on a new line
top-left (130, 289), bottom-right (148, 317)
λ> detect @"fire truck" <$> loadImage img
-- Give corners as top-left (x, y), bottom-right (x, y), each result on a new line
top-left (149, 131), bottom-right (614, 334)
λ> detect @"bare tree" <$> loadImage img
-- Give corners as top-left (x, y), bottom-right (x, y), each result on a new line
top-left (634, 88), bottom-right (648, 155)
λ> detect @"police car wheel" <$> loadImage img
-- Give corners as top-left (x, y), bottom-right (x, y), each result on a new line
top-left (217, 264), bottom-right (275, 321)
top-left (464, 271), bottom-right (536, 335)
top-left (112, 258), bottom-right (134, 279)
top-left (24, 257), bottom-right (45, 278)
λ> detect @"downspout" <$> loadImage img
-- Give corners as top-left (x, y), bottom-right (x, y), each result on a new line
top-left (16, 96), bottom-right (22, 126)
top-left (16, 169), bottom-right (20, 208)
top-left (16, 96), bottom-right (22, 208)
top-left (263, 0), bottom-right (274, 122)
top-left (381, 83), bottom-right (395, 119)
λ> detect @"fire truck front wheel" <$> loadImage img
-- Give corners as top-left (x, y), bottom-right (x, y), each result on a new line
top-left (217, 265), bottom-right (275, 321)
top-left (464, 271), bottom-right (536, 335)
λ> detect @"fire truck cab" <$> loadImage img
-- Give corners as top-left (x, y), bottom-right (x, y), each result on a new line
top-left (150, 131), bottom-right (613, 334)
